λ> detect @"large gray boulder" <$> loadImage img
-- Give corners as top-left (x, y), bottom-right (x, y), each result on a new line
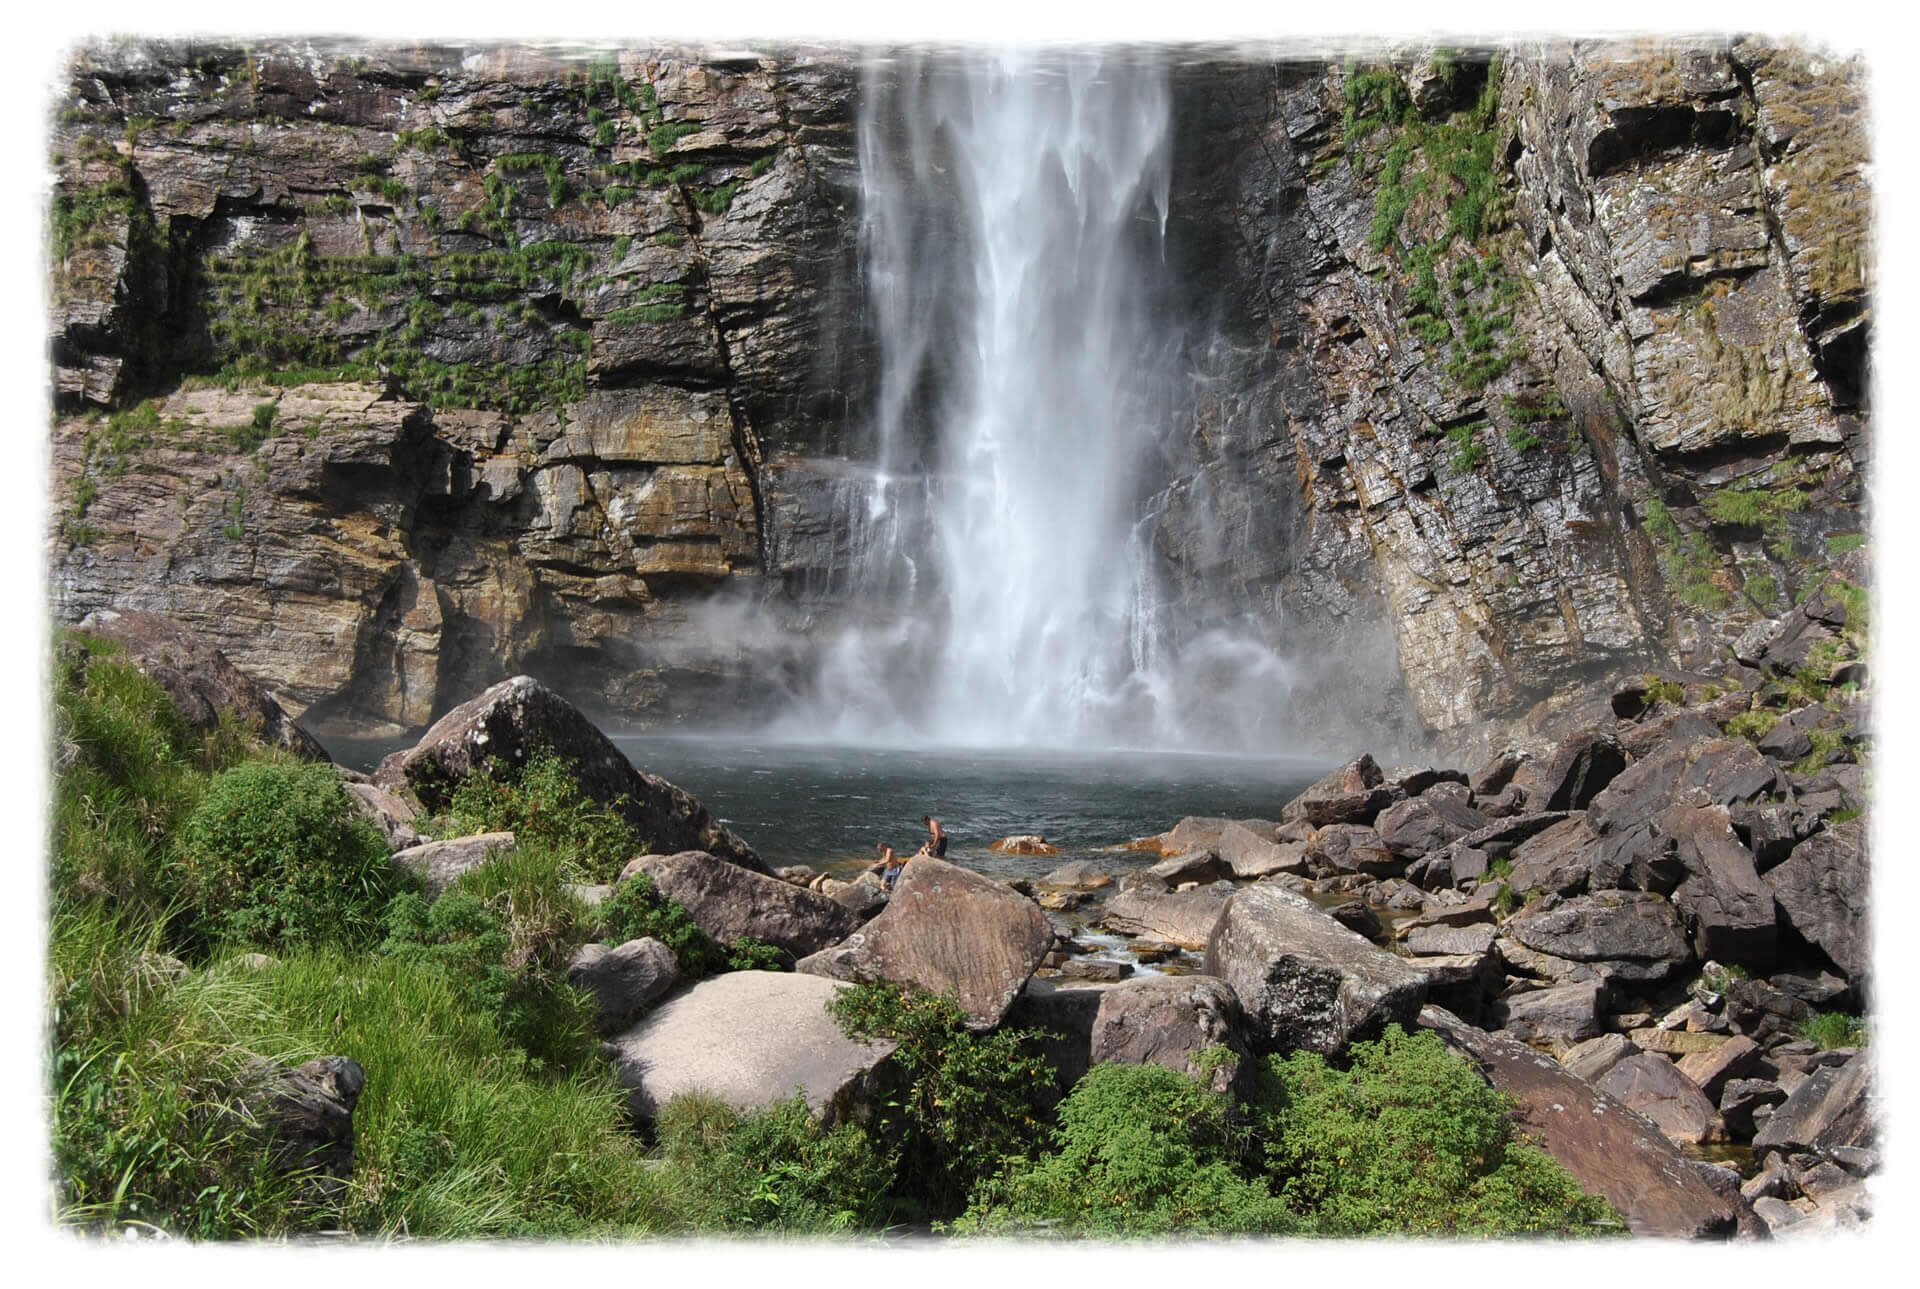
top-left (1215, 822), bottom-right (1308, 878)
top-left (1012, 974), bottom-right (1253, 1098)
top-left (75, 609), bottom-right (327, 759)
top-left (1765, 820), bottom-right (1869, 983)
top-left (1374, 794), bottom-right (1487, 859)
top-left (1204, 884), bottom-right (1427, 1056)
top-left (374, 675), bottom-right (763, 872)
top-left (1505, 816), bottom-right (1601, 897)
top-left (567, 937), bottom-right (680, 1034)
top-left (627, 851), bottom-right (863, 957)
top-left (1490, 981), bottom-right (1606, 1048)
top-left (392, 832), bottom-right (516, 896)
top-left (1661, 804), bottom-right (1777, 970)
top-left (1420, 1006), bottom-right (1739, 1238)
top-left (1100, 882), bottom-right (1235, 950)
top-left (1588, 737), bottom-right (1777, 837)
top-left (1525, 730), bottom-right (1627, 812)
top-left (1751, 1053), bottom-right (1875, 1154)
top-left (796, 857), bottom-right (1053, 1030)
top-left (1504, 891), bottom-right (1693, 980)
top-left (608, 972), bottom-right (897, 1126)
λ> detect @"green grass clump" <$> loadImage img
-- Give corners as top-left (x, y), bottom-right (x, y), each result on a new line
top-left (1724, 707), bottom-right (1780, 743)
top-left (1447, 422), bottom-right (1487, 471)
top-left (1799, 1011), bottom-right (1867, 1050)
top-left (1826, 533), bottom-right (1866, 555)
top-left (1643, 499), bottom-right (1730, 610)
top-left (173, 761), bottom-right (407, 953)
top-left (653, 1094), bottom-right (894, 1233)
top-left (435, 747), bottom-right (639, 883)
top-left (648, 120), bottom-right (701, 154)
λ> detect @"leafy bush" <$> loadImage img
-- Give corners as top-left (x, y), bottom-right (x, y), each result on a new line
top-left (827, 983), bottom-right (1056, 1218)
top-left (1254, 1026), bottom-right (1621, 1236)
top-left (957, 1061), bottom-right (1296, 1237)
top-left (173, 761), bottom-right (405, 951)
top-left (438, 748), bottom-right (639, 883)
top-left (653, 1094), bottom-right (894, 1233)
top-left (1799, 1011), bottom-right (1868, 1050)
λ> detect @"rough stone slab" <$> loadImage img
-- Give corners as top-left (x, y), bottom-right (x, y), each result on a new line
top-left (1216, 822), bottom-right (1308, 878)
top-left (1505, 890), bottom-right (1692, 971)
top-left (1421, 1007), bottom-right (1735, 1238)
top-left (1100, 884), bottom-right (1235, 950)
top-left (1204, 884), bottom-right (1427, 1056)
top-left (1751, 1053), bottom-right (1875, 1153)
top-left (1765, 820), bottom-right (1869, 983)
top-left (393, 832), bottom-right (516, 897)
top-left (1629, 1028), bottom-right (1730, 1056)
top-left (608, 971), bottom-right (896, 1125)
top-left (344, 780), bottom-right (422, 851)
top-left (1677, 1034), bottom-right (1762, 1102)
top-left (568, 937), bottom-right (680, 1034)
top-left (627, 850), bottom-right (862, 957)
top-left (1282, 754), bottom-right (1393, 827)
top-left (1598, 1052), bottom-right (1727, 1145)
top-left (796, 857), bottom-right (1053, 1030)
top-left (1560, 1033), bottom-right (1637, 1084)
top-left (1040, 860), bottom-right (1114, 889)
top-left (1492, 980), bottom-right (1606, 1047)
top-left (1405, 922), bottom-right (1497, 957)
top-left (1661, 804), bottom-right (1777, 970)
top-left (1011, 974), bottom-right (1252, 1099)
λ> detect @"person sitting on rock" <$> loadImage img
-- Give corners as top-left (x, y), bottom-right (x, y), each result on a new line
top-left (917, 815), bottom-right (948, 860)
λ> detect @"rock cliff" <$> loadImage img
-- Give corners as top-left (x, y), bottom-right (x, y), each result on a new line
top-left (46, 38), bottom-right (1870, 752)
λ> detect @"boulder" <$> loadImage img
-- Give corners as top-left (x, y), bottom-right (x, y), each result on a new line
top-left (1146, 849), bottom-right (1235, 886)
top-left (828, 872), bottom-right (889, 921)
top-left (1282, 754), bottom-right (1393, 827)
top-left (608, 972), bottom-right (897, 1125)
top-left (1677, 1034), bottom-right (1762, 1103)
top-left (393, 832), bottom-right (516, 897)
top-left (1040, 860), bottom-right (1114, 889)
top-left (1404, 922), bottom-right (1497, 957)
top-left (374, 675), bottom-right (763, 872)
top-left (1383, 765), bottom-right (1469, 797)
top-left (795, 857), bottom-right (1053, 1030)
top-left (1305, 823), bottom-right (1400, 876)
top-left (1504, 891), bottom-right (1692, 979)
top-left (990, 834), bottom-right (1060, 855)
top-left (1560, 1033), bottom-right (1637, 1083)
top-left (1204, 884), bottom-right (1427, 1056)
top-left (1491, 980), bottom-right (1606, 1048)
top-left (1374, 794), bottom-right (1488, 859)
top-left (240, 1055), bottom-right (365, 1200)
top-left (1720, 1079), bottom-right (1789, 1138)
top-left (1597, 1053), bottom-right (1727, 1145)
top-left (1525, 731), bottom-right (1627, 812)
top-left (1765, 820), bottom-right (1869, 983)
top-left (1505, 816), bottom-right (1600, 896)
top-left (1101, 883), bottom-right (1235, 950)
top-left (1468, 749), bottom-right (1529, 796)
top-left (1215, 822), bottom-right (1309, 879)
top-left (1660, 804), bottom-right (1778, 970)
top-left (344, 780), bottom-right (422, 851)
top-left (1588, 737), bottom-right (1777, 837)
top-left (1012, 974), bottom-right (1253, 1099)
top-left (1751, 1054), bottom-right (1875, 1154)
top-left (76, 609), bottom-right (327, 759)
top-left (626, 851), bottom-right (862, 957)
top-left (567, 938), bottom-right (680, 1033)
top-left (1058, 958), bottom-right (1131, 982)
top-left (1420, 1007), bottom-right (1738, 1238)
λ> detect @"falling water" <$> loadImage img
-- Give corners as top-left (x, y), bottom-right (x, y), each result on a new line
top-left (785, 47), bottom-right (1299, 752)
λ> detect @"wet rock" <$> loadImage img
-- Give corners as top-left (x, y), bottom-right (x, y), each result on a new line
top-left (75, 609), bottom-right (328, 759)
top-left (1205, 884), bottom-right (1427, 1056)
top-left (626, 850), bottom-right (862, 958)
top-left (567, 938), bottom-right (680, 1034)
top-left (1597, 1052), bottom-right (1727, 1145)
top-left (1282, 754), bottom-right (1393, 827)
top-left (375, 676), bottom-right (764, 872)
top-left (1420, 1006), bottom-right (1739, 1238)
top-left (1040, 860), bottom-right (1114, 889)
top-left (1101, 883), bottom-right (1235, 951)
top-left (393, 832), bottom-right (516, 897)
top-left (991, 834), bottom-right (1060, 855)
top-left (1058, 958), bottom-right (1132, 982)
top-left (609, 972), bottom-right (896, 1126)
top-left (796, 857), bottom-right (1053, 1030)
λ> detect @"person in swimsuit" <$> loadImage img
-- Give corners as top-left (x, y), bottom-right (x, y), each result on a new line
top-left (877, 843), bottom-right (906, 892)
top-left (918, 815), bottom-right (948, 860)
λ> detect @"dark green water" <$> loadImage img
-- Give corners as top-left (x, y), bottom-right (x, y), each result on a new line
top-left (328, 732), bottom-right (1327, 876)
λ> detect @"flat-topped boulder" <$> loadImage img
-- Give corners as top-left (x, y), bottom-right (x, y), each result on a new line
top-left (373, 676), bottom-right (764, 872)
top-left (1420, 1006), bottom-right (1739, 1239)
top-left (1039, 860), bottom-right (1114, 889)
top-left (1204, 884), bottom-right (1427, 1056)
top-left (795, 857), bottom-right (1053, 1030)
top-left (1214, 822), bottom-right (1308, 878)
top-left (75, 609), bottom-right (327, 759)
top-left (1374, 794), bottom-right (1487, 859)
top-left (1100, 882), bottom-right (1235, 950)
top-left (392, 832), bottom-right (516, 897)
top-left (625, 850), bottom-right (863, 957)
top-left (607, 971), bottom-right (896, 1125)
top-left (1504, 891), bottom-right (1693, 979)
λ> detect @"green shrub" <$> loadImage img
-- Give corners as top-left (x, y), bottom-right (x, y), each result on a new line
top-left (595, 871), bottom-right (727, 976)
top-left (437, 747), bottom-right (639, 882)
top-left (1254, 1026), bottom-right (1621, 1236)
top-left (654, 1094), bottom-right (894, 1232)
top-left (827, 982), bottom-right (1056, 1219)
top-left (173, 761), bottom-right (405, 951)
top-left (957, 1061), bottom-right (1295, 1237)
top-left (1799, 1011), bottom-right (1867, 1050)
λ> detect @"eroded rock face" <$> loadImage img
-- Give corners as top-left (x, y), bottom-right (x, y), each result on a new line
top-left (795, 857), bottom-right (1053, 1030)
top-left (374, 676), bottom-right (763, 871)
top-left (626, 850), bottom-right (861, 957)
top-left (1504, 891), bottom-right (1693, 978)
top-left (608, 971), bottom-right (896, 1125)
top-left (1204, 884), bottom-right (1427, 1055)
top-left (1766, 820), bottom-right (1869, 984)
top-left (1421, 1006), bottom-right (1740, 1238)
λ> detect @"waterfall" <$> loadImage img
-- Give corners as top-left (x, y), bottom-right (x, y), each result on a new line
top-left (783, 47), bottom-right (1296, 752)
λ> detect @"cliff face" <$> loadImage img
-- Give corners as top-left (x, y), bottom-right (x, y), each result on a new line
top-left (47, 39), bottom-right (1871, 750)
